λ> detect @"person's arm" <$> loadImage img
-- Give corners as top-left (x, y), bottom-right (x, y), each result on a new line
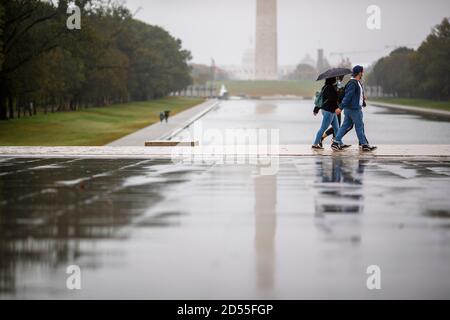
top-left (313, 106), bottom-right (320, 115)
top-left (337, 88), bottom-right (345, 103)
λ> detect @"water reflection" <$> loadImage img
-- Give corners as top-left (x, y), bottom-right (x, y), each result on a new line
top-left (1, 156), bottom-right (450, 299)
top-left (0, 158), bottom-right (192, 294)
top-left (314, 158), bottom-right (367, 244)
top-left (255, 102), bottom-right (277, 115)
top-left (254, 171), bottom-right (277, 293)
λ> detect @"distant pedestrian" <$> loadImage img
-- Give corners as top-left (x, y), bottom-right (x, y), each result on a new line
top-left (159, 112), bottom-right (165, 123)
top-left (164, 110), bottom-right (170, 123)
top-left (331, 65), bottom-right (377, 152)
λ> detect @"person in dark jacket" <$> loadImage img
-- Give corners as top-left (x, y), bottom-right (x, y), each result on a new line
top-left (319, 75), bottom-right (353, 147)
top-left (164, 110), bottom-right (170, 123)
top-left (312, 77), bottom-right (340, 149)
top-left (332, 65), bottom-right (377, 152)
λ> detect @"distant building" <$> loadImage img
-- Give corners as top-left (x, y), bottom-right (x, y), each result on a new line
top-left (219, 65), bottom-right (249, 80)
top-left (278, 65), bottom-right (296, 78)
top-left (316, 48), bottom-right (330, 73)
top-left (219, 37), bottom-right (255, 80)
top-left (300, 54), bottom-right (316, 68)
top-left (255, 0), bottom-right (278, 80)
top-left (241, 37), bottom-right (255, 80)
top-left (337, 57), bottom-right (352, 69)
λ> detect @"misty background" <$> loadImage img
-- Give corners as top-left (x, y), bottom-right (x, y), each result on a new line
top-left (125, 0), bottom-right (449, 67)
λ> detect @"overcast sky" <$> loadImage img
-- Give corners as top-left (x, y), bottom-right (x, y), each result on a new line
top-left (124, 0), bottom-right (449, 67)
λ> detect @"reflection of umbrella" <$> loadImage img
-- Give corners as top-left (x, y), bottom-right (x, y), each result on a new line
top-left (316, 68), bottom-right (352, 81)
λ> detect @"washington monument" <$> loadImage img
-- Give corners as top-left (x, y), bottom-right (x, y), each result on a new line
top-left (255, 0), bottom-right (278, 80)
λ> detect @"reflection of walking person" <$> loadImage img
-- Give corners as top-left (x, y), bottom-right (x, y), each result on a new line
top-left (332, 65), bottom-right (377, 152)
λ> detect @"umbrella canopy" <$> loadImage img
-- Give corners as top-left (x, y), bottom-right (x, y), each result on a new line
top-left (316, 68), bottom-right (352, 81)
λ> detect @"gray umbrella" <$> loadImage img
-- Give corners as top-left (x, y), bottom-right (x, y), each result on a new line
top-left (316, 67), bottom-right (352, 81)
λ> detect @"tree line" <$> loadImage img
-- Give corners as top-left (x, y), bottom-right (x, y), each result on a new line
top-left (367, 18), bottom-right (450, 101)
top-left (0, 0), bottom-right (193, 120)
top-left (190, 63), bottom-right (229, 85)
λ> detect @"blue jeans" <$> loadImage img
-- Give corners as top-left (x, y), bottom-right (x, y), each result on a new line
top-left (334, 108), bottom-right (368, 145)
top-left (314, 110), bottom-right (339, 145)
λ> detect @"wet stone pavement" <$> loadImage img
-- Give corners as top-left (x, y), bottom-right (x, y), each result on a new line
top-left (0, 156), bottom-right (450, 299)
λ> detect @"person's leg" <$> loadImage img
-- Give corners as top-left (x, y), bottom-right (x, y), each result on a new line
top-left (361, 126), bottom-right (369, 145)
top-left (323, 127), bottom-right (334, 139)
top-left (334, 111), bottom-right (353, 145)
top-left (313, 111), bottom-right (333, 145)
top-left (322, 113), bottom-right (342, 142)
top-left (343, 123), bottom-right (353, 137)
top-left (352, 109), bottom-right (369, 145)
top-left (330, 113), bottom-right (339, 136)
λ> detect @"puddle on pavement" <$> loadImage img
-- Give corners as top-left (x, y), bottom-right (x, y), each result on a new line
top-left (0, 156), bottom-right (450, 299)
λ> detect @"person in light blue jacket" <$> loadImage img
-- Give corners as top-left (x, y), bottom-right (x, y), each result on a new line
top-left (331, 65), bottom-right (377, 152)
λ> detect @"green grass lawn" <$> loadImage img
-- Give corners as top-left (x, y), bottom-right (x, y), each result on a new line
top-left (371, 98), bottom-right (450, 112)
top-left (216, 80), bottom-right (319, 98)
top-left (0, 97), bottom-right (203, 146)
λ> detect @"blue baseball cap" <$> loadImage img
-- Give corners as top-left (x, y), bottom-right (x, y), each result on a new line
top-left (352, 65), bottom-right (364, 75)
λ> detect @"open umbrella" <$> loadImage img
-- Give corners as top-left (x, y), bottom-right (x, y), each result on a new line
top-left (316, 67), bottom-right (352, 81)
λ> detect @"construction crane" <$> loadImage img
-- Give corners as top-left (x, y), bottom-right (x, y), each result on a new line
top-left (330, 44), bottom-right (419, 60)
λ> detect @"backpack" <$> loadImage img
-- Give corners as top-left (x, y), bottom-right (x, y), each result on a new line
top-left (314, 85), bottom-right (329, 109)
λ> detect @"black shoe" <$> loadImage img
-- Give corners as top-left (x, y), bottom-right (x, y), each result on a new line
top-left (319, 136), bottom-right (325, 148)
top-left (342, 144), bottom-right (352, 149)
top-left (312, 144), bottom-right (324, 150)
top-left (331, 142), bottom-right (344, 151)
top-left (361, 144), bottom-right (377, 152)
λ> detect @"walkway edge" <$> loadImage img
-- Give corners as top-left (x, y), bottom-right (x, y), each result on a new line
top-left (160, 100), bottom-right (219, 140)
top-left (107, 99), bottom-right (219, 146)
top-left (368, 100), bottom-right (450, 118)
top-left (1, 145), bottom-right (449, 159)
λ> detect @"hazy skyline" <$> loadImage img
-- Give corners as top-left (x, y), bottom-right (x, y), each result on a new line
top-left (125, 0), bottom-right (449, 67)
